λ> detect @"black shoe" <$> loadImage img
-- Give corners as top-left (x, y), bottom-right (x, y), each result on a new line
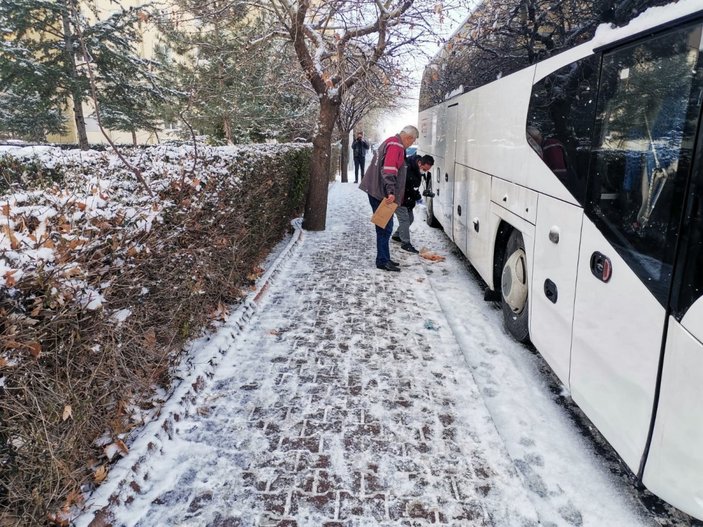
top-left (389, 259), bottom-right (399, 266)
top-left (391, 235), bottom-right (401, 243)
top-left (401, 243), bottom-right (419, 254)
top-left (376, 262), bottom-right (400, 272)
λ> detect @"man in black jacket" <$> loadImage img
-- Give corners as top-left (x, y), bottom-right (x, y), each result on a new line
top-left (352, 131), bottom-right (370, 183)
top-left (393, 154), bottom-right (434, 253)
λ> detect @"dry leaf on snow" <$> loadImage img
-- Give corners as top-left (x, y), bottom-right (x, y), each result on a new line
top-left (4, 269), bottom-right (17, 287)
top-left (46, 510), bottom-right (70, 527)
top-left (104, 439), bottom-right (129, 461)
top-left (211, 301), bottom-right (229, 322)
top-left (94, 465), bottom-right (108, 483)
top-left (2, 225), bottom-right (19, 250)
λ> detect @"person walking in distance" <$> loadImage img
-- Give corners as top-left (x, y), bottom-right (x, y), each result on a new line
top-left (393, 154), bottom-right (434, 253)
top-left (359, 125), bottom-right (418, 272)
top-left (352, 131), bottom-right (370, 183)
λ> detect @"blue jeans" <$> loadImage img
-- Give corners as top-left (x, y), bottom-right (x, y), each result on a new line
top-left (368, 195), bottom-right (393, 266)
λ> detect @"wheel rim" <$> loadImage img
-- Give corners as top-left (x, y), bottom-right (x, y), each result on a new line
top-left (502, 248), bottom-right (528, 314)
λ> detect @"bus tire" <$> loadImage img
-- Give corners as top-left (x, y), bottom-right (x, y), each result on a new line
top-left (426, 198), bottom-right (441, 228)
top-left (501, 229), bottom-right (530, 342)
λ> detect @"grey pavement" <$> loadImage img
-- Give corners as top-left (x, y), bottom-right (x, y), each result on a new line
top-left (84, 183), bottom-right (575, 526)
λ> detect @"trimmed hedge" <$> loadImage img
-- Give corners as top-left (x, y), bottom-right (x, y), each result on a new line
top-left (0, 144), bottom-right (310, 525)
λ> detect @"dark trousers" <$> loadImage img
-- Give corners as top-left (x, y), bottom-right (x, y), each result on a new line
top-left (368, 195), bottom-right (393, 266)
top-left (354, 157), bottom-right (365, 182)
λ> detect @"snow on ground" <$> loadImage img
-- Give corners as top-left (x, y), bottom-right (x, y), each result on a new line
top-left (76, 182), bottom-right (672, 526)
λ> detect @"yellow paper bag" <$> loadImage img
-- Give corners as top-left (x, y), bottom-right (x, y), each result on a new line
top-left (371, 198), bottom-right (398, 229)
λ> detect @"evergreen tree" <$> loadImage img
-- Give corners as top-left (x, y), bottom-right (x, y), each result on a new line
top-left (0, 0), bottom-right (167, 147)
top-left (87, 7), bottom-right (170, 144)
top-left (0, 91), bottom-right (65, 142)
top-left (155, 1), bottom-right (317, 144)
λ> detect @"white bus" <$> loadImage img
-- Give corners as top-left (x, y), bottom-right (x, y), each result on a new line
top-left (418, 2), bottom-right (703, 520)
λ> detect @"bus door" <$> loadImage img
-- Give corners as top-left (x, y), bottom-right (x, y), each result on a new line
top-left (569, 23), bottom-right (703, 473)
top-left (641, 58), bottom-right (703, 517)
top-left (432, 104), bottom-right (448, 229)
top-left (441, 103), bottom-right (458, 239)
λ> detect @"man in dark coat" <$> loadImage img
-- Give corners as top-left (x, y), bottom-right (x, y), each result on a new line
top-left (352, 131), bottom-right (370, 183)
top-left (392, 154), bottom-right (434, 253)
top-left (359, 125), bottom-right (418, 271)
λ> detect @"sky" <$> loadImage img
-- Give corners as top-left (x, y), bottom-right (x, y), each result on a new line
top-left (376, 3), bottom-right (474, 139)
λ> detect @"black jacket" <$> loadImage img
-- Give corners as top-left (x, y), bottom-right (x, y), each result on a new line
top-left (352, 138), bottom-right (369, 159)
top-left (402, 154), bottom-right (424, 208)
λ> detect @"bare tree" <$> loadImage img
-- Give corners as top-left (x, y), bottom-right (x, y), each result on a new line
top-left (336, 60), bottom-right (408, 183)
top-left (420, 0), bottom-right (674, 111)
top-left (260, 0), bottom-right (462, 231)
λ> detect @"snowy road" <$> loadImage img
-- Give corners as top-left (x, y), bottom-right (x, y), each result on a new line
top-left (77, 182), bottom-right (694, 526)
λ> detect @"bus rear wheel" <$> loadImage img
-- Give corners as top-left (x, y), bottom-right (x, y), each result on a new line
top-left (501, 229), bottom-right (530, 342)
top-left (426, 198), bottom-right (441, 228)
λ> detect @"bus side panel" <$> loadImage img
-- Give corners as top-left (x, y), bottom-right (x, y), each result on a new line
top-left (419, 107), bottom-right (447, 230)
top-left (570, 220), bottom-right (663, 471)
top-left (643, 322), bottom-right (703, 520)
top-left (453, 164), bottom-right (469, 255)
top-left (456, 67), bottom-right (536, 188)
top-left (440, 105), bottom-right (458, 239)
top-left (529, 195), bottom-right (583, 386)
top-left (418, 110), bottom-right (434, 157)
top-left (465, 167), bottom-right (493, 284)
top-left (680, 297), bottom-right (703, 344)
top-left (433, 105), bottom-right (449, 230)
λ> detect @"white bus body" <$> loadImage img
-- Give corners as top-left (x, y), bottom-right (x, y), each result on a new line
top-left (419, 3), bottom-right (703, 520)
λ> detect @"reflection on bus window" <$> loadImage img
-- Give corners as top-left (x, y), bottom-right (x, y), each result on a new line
top-left (588, 24), bottom-right (703, 304)
top-left (526, 56), bottom-right (599, 204)
top-left (673, 176), bottom-right (703, 319)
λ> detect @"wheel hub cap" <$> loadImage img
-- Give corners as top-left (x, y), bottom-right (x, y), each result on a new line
top-left (502, 249), bottom-right (528, 314)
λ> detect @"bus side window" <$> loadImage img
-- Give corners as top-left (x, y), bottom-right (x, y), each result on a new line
top-left (673, 181), bottom-right (703, 320)
top-left (526, 55), bottom-right (599, 204)
top-left (587, 23), bottom-right (703, 304)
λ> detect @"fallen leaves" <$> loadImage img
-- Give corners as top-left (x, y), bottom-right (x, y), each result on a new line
top-left (1, 339), bottom-right (41, 358)
top-left (142, 328), bottom-right (157, 350)
top-left (47, 487), bottom-right (83, 525)
top-left (103, 439), bottom-right (129, 461)
top-left (2, 225), bottom-right (19, 250)
top-left (46, 510), bottom-right (71, 527)
top-left (3, 269), bottom-right (17, 287)
top-left (211, 301), bottom-right (229, 322)
top-left (62, 405), bottom-right (73, 421)
top-left (93, 465), bottom-right (108, 483)
top-left (246, 266), bottom-right (264, 282)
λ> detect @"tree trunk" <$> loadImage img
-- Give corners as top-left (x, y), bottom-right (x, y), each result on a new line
top-left (340, 131), bottom-right (350, 183)
top-left (223, 115), bottom-right (234, 144)
top-left (132, 130), bottom-right (137, 145)
top-left (303, 97), bottom-right (339, 231)
top-left (61, 1), bottom-right (89, 150)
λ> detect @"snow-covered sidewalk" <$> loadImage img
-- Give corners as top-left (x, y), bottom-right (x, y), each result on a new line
top-left (77, 182), bottom-right (657, 526)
